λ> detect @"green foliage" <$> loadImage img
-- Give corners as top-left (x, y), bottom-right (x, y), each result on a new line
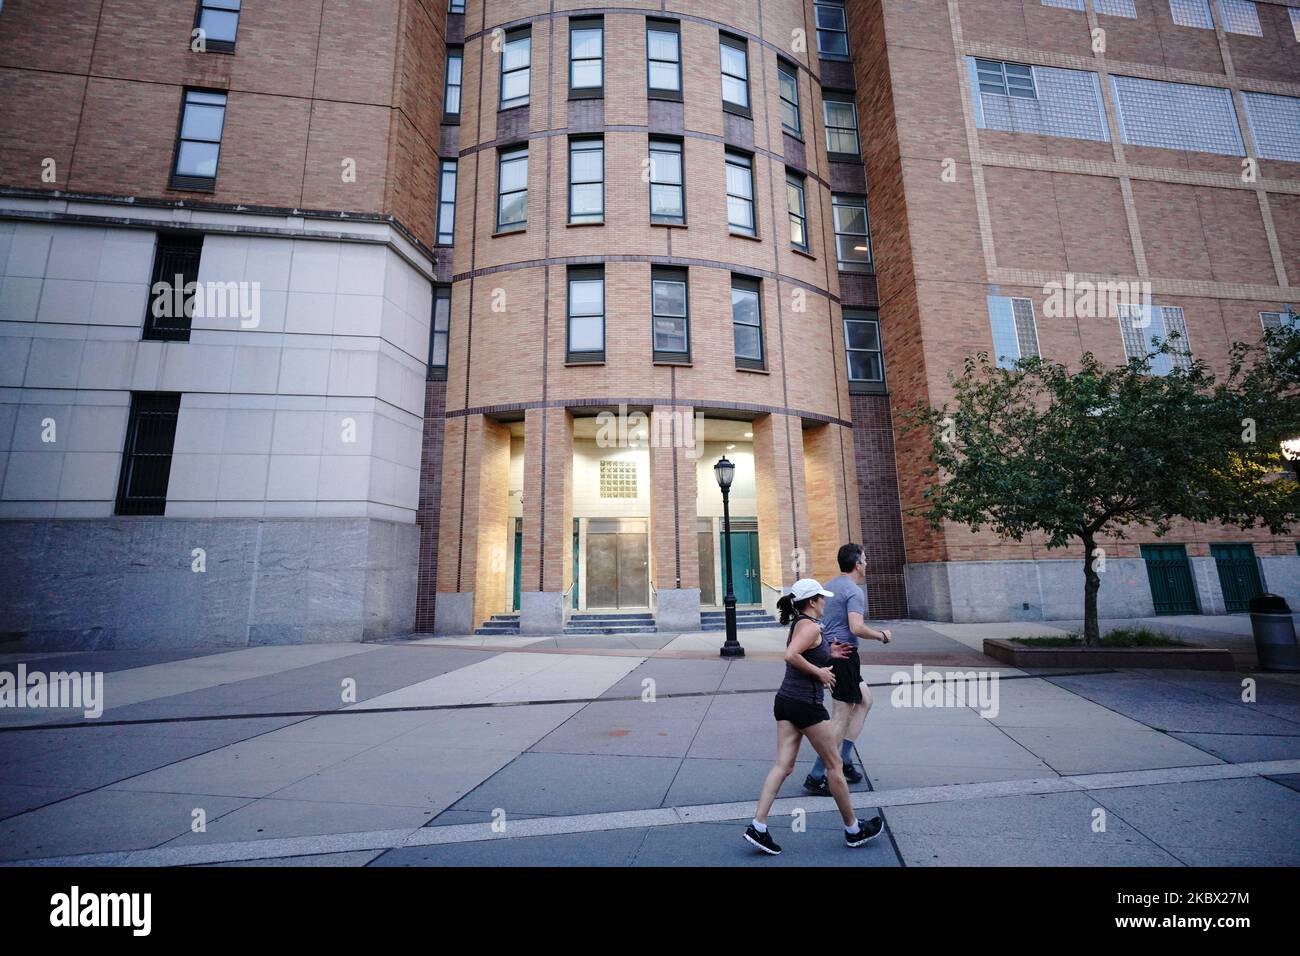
top-left (1010, 628), bottom-right (1187, 648)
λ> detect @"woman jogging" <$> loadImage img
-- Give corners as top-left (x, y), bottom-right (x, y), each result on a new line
top-left (743, 578), bottom-right (884, 855)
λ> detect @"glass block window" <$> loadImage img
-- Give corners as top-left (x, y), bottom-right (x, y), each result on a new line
top-left (599, 460), bottom-right (638, 498)
top-left (725, 151), bottom-right (756, 237)
top-left (824, 96), bottom-right (861, 155)
top-left (568, 137), bottom-right (604, 224)
top-left (429, 286), bottom-right (451, 377)
top-left (651, 267), bottom-right (689, 358)
top-left (648, 138), bottom-right (684, 224)
top-left (1042, 0), bottom-right (1085, 10)
top-left (1290, 7), bottom-right (1300, 42)
top-left (500, 28), bottom-right (531, 109)
top-left (832, 194), bottom-right (872, 272)
top-left (437, 159), bottom-right (457, 245)
top-left (815, 0), bottom-right (849, 57)
top-left (778, 61), bottom-right (801, 136)
top-left (988, 296), bottom-right (1041, 369)
top-left (444, 48), bottom-right (463, 117)
top-left (1110, 75), bottom-right (1244, 155)
top-left (1118, 304), bottom-right (1192, 374)
top-left (1217, 0), bottom-right (1262, 35)
top-left (1242, 92), bottom-right (1300, 162)
top-left (1094, 0), bottom-right (1137, 16)
top-left (1261, 310), bottom-right (1297, 331)
top-left (731, 275), bottom-right (764, 369)
top-left (1169, 0), bottom-right (1214, 29)
top-left (969, 59), bottom-right (1110, 142)
top-left (845, 313), bottom-right (884, 385)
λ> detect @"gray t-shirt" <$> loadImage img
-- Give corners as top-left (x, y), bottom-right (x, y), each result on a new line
top-left (822, 574), bottom-right (866, 648)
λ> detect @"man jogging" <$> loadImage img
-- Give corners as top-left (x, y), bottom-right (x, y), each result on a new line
top-left (803, 543), bottom-right (891, 796)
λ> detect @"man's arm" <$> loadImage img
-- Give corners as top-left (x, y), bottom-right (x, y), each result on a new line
top-left (848, 611), bottom-right (891, 644)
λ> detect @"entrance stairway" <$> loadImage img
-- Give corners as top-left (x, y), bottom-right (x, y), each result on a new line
top-left (474, 613), bottom-right (520, 636)
top-left (700, 607), bottom-right (780, 631)
top-left (562, 611), bottom-right (657, 635)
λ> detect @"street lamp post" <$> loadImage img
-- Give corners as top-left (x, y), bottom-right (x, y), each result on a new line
top-left (714, 456), bottom-right (744, 658)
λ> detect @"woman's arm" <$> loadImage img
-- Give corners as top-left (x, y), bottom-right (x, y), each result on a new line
top-left (785, 621), bottom-right (836, 687)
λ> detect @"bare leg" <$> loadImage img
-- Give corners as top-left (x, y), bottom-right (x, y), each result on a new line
top-left (803, 720), bottom-right (857, 826)
top-left (843, 685), bottom-right (873, 745)
top-left (754, 720), bottom-right (802, 825)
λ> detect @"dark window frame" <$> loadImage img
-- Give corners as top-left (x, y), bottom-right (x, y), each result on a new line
top-left (832, 193), bottom-right (873, 272)
top-left (496, 145), bottom-right (529, 233)
top-left (443, 46), bottom-right (463, 122)
top-left (786, 171), bottom-right (809, 253)
top-left (566, 266), bottom-right (606, 364)
top-left (823, 92), bottom-right (861, 161)
top-left (437, 159), bottom-right (458, 246)
top-left (725, 149), bottom-right (757, 237)
top-left (845, 309), bottom-right (886, 394)
top-left (778, 59), bottom-right (802, 137)
top-left (143, 232), bottom-right (204, 341)
top-left (170, 87), bottom-right (227, 192)
top-left (192, 0), bottom-right (240, 55)
top-left (569, 16), bottom-right (604, 98)
top-left (731, 274), bottom-right (765, 371)
top-left (646, 18), bottom-right (683, 101)
top-left (499, 26), bottom-right (532, 110)
top-left (429, 285), bottom-right (451, 381)
top-left (648, 137), bottom-right (685, 225)
top-left (115, 392), bottom-right (182, 516)
top-left (449, 0), bottom-right (465, 13)
top-left (719, 32), bottom-right (751, 117)
top-left (814, 0), bottom-right (850, 59)
top-left (651, 266), bottom-right (691, 363)
top-left (568, 136), bottom-right (604, 225)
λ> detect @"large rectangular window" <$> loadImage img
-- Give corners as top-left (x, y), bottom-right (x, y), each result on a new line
top-left (1218, 0), bottom-right (1262, 35)
top-left (652, 267), bottom-right (690, 361)
top-left (115, 393), bottom-right (182, 516)
top-left (1261, 310), bottom-right (1297, 332)
top-left (824, 95), bottom-right (860, 157)
top-left (832, 194), bottom-right (872, 272)
top-left (1093, 0), bottom-right (1138, 16)
top-left (845, 312), bottom-right (884, 388)
top-left (569, 137), bottom-right (604, 224)
top-left (649, 138), bottom-right (685, 224)
top-left (786, 172), bottom-right (808, 252)
top-left (195, 0), bottom-right (240, 52)
top-left (1110, 75), bottom-right (1244, 155)
top-left (500, 28), bottom-right (531, 109)
top-left (570, 18), bottom-right (603, 95)
top-left (449, 0), bottom-right (465, 12)
top-left (429, 286), bottom-right (451, 380)
top-left (497, 146), bottom-right (528, 232)
top-left (144, 233), bottom-right (203, 341)
top-left (778, 60), bottom-right (802, 136)
top-left (437, 159), bottom-right (457, 245)
top-left (1119, 304), bottom-right (1192, 374)
top-left (171, 89), bottom-right (226, 190)
top-left (647, 20), bottom-right (681, 98)
top-left (567, 267), bottom-right (605, 363)
top-left (1169, 0), bottom-right (1215, 29)
top-left (1243, 92), bottom-right (1300, 162)
top-left (969, 58), bottom-right (1110, 142)
top-left (988, 295), bottom-right (1041, 369)
top-left (731, 275), bottom-right (764, 370)
top-left (719, 34), bottom-right (750, 114)
top-left (725, 151), bottom-right (756, 237)
top-left (444, 48), bottom-right (463, 119)
top-left (815, 0), bottom-right (849, 57)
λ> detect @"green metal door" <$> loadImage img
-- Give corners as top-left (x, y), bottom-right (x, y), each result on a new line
top-left (1140, 544), bottom-right (1199, 615)
top-left (1211, 543), bottom-right (1263, 613)
top-left (512, 526), bottom-right (522, 612)
top-left (727, 531), bottom-right (761, 605)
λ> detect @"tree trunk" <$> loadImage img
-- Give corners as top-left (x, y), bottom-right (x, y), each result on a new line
top-left (1081, 533), bottom-right (1101, 647)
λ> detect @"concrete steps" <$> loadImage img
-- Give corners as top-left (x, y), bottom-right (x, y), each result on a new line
top-left (563, 612), bottom-right (657, 635)
top-left (474, 614), bottom-right (520, 636)
top-left (700, 608), bottom-right (779, 631)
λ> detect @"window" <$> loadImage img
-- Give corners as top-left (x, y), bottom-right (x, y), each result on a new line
top-left (832, 194), bottom-right (872, 272)
top-left (720, 34), bottom-right (750, 114)
top-left (1110, 75), bottom-right (1244, 155)
top-left (725, 151), bottom-right (756, 237)
top-left (845, 312), bottom-right (884, 387)
top-left (786, 172), bottom-right (808, 252)
top-left (1093, 0), bottom-right (1137, 15)
top-left (1261, 310), bottom-right (1297, 332)
top-left (115, 393), bottom-right (182, 516)
top-left (171, 89), bottom-right (226, 190)
top-left (647, 20), bottom-right (681, 98)
top-left (778, 61), bottom-right (801, 136)
top-left (969, 58), bottom-right (1111, 142)
top-left (1218, 0), bottom-right (1262, 35)
top-left (1291, 6), bottom-right (1300, 42)
top-left (823, 95), bottom-right (860, 156)
top-left (569, 137), bottom-right (604, 224)
top-left (567, 267), bottom-right (605, 363)
top-left (649, 138), bottom-right (685, 224)
top-left (652, 267), bottom-right (690, 361)
top-left (144, 233), bottom-right (203, 341)
top-left (599, 460), bottom-right (638, 498)
top-left (449, 0), bottom-right (465, 12)
top-left (1042, 0), bottom-right (1085, 10)
top-left (444, 48), bottom-right (463, 119)
top-left (429, 287), bottom-right (451, 379)
top-left (731, 275), bottom-right (764, 369)
top-left (1169, 0), bottom-right (1215, 29)
top-left (815, 0), bottom-right (849, 57)
top-left (570, 18), bottom-right (603, 95)
top-left (1118, 304), bottom-right (1192, 374)
top-left (437, 160), bottom-right (457, 245)
top-left (195, 0), bottom-right (240, 52)
top-left (500, 28), bottom-right (531, 109)
top-left (497, 146), bottom-right (528, 232)
top-left (1242, 92), bottom-right (1300, 162)
top-left (987, 296), bottom-right (1041, 368)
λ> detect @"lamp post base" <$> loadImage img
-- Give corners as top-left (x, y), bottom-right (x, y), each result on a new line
top-left (719, 643), bottom-right (746, 658)
top-left (719, 598), bottom-right (744, 657)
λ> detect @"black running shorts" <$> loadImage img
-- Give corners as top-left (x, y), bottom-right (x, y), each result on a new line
top-left (773, 694), bottom-right (829, 729)
top-left (830, 647), bottom-right (863, 704)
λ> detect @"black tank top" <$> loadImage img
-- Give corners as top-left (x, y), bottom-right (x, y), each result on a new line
top-left (777, 612), bottom-right (829, 705)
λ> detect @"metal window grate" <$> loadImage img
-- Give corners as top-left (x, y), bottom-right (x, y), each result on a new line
top-left (599, 460), bottom-right (638, 498)
top-left (143, 233), bottom-right (203, 341)
top-left (115, 393), bottom-right (181, 516)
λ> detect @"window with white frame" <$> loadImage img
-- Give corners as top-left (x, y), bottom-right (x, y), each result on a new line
top-left (1242, 92), bottom-right (1300, 163)
top-left (970, 58), bottom-right (1111, 142)
top-left (1118, 304), bottom-right (1192, 374)
top-left (845, 312), bottom-right (885, 386)
top-left (815, 0), bottom-right (849, 57)
top-left (832, 194), bottom-right (872, 272)
top-left (437, 160), bottom-right (457, 245)
top-left (1110, 75), bottom-right (1244, 155)
top-left (1169, 0), bottom-right (1215, 29)
top-left (500, 28), bottom-right (531, 109)
top-left (1218, 0), bottom-right (1262, 35)
top-left (824, 95), bottom-right (860, 156)
top-left (988, 296), bottom-right (1041, 369)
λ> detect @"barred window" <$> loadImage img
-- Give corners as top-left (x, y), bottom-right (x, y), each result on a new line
top-left (988, 296), bottom-right (1041, 369)
top-left (1094, 0), bottom-right (1137, 15)
top-left (1110, 75), bottom-right (1243, 155)
top-left (144, 233), bottom-right (203, 341)
top-left (115, 393), bottom-right (181, 516)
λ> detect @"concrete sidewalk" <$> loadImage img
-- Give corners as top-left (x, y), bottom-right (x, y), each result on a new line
top-left (2, 618), bottom-right (1298, 867)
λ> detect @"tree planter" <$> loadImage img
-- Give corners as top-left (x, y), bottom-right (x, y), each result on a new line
top-left (982, 638), bottom-right (1234, 670)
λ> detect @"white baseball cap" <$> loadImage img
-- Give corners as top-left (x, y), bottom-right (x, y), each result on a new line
top-left (786, 578), bottom-right (833, 601)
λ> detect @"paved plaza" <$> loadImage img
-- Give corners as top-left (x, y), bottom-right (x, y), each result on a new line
top-left (2, 616), bottom-right (1298, 867)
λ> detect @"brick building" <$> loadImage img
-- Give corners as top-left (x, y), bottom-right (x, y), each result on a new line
top-left (0, 0), bottom-right (1296, 646)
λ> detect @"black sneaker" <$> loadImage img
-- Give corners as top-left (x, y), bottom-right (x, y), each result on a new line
top-left (802, 773), bottom-right (829, 796)
top-left (845, 816), bottom-right (884, 848)
top-left (843, 762), bottom-right (863, 784)
top-left (744, 824), bottom-right (782, 855)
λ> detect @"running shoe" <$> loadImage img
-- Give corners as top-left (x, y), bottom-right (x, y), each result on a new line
top-left (845, 816), bottom-right (884, 847)
top-left (802, 773), bottom-right (830, 796)
top-left (744, 824), bottom-right (782, 855)
top-left (843, 762), bottom-right (863, 784)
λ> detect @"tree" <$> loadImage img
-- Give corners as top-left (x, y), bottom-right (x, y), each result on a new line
top-left (903, 328), bottom-right (1300, 645)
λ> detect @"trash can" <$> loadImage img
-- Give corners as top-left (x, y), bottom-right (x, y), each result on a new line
top-left (1250, 593), bottom-right (1298, 672)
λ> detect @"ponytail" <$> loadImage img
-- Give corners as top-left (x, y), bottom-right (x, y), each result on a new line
top-left (776, 594), bottom-right (812, 625)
